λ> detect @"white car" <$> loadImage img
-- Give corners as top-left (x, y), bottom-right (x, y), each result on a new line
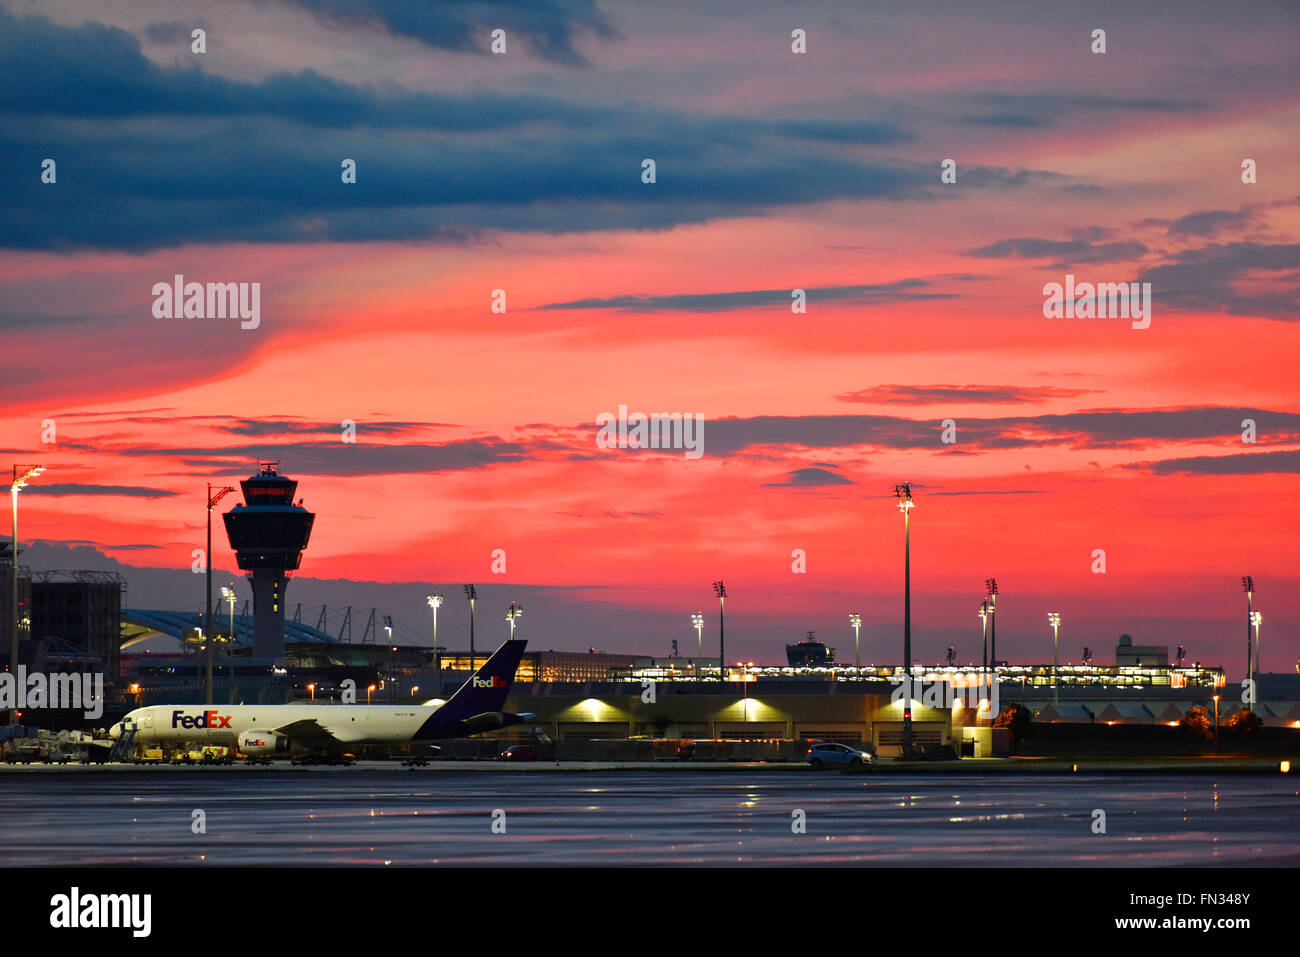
top-left (806, 742), bottom-right (876, 767)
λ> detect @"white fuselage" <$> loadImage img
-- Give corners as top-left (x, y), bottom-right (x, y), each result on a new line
top-left (112, 703), bottom-right (442, 747)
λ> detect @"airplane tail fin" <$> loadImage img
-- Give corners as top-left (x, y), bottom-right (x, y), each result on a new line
top-left (436, 639), bottom-right (527, 721)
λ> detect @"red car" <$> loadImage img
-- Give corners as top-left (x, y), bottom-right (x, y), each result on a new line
top-left (500, 744), bottom-right (539, 761)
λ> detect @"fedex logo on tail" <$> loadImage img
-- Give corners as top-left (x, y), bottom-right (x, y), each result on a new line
top-left (472, 675), bottom-right (507, 689)
top-left (172, 709), bottom-right (233, 729)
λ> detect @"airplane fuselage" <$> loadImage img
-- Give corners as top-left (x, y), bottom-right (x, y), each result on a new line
top-left (116, 704), bottom-right (454, 748)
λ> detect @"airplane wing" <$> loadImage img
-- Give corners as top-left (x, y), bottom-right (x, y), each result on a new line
top-left (272, 718), bottom-right (341, 743)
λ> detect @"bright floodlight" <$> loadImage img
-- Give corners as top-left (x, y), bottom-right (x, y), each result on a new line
top-left (1048, 612), bottom-right (1061, 627)
top-left (1250, 611), bottom-right (1261, 626)
top-left (849, 613), bottom-right (861, 627)
top-left (893, 482), bottom-right (913, 511)
top-left (427, 593), bottom-right (443, 609)
top-left (691, 612), bottom-right (704, 627)
top-left (11, 465), bottom-right (45, 491)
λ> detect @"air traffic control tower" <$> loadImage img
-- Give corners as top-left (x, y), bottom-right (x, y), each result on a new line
top-left (223, 463), bottom-right (315, 661)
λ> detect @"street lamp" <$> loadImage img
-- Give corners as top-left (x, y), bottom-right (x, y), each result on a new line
top-left (978, 600), bottom-right (990, 673)
top-left (506, 600), bottom-right (523, 638)
top-left (464, 584), bottom-right (477, 672)
top-left (367, 683), bottom-right (376, 705)
top-left (849, 613), bottom-right (862, 673)
top-left (204, 483), bottom-right (234, 706)
top-left (10, 465), bottom-right (44, 680)
top-left (712, 581), bottom-right (726, 681)
top-left (1251, 610), bottom-right (1262, 702)
top-left (383, 615), bottom-right (395, 703)
top-left (307, 682), bottom-right (315, 702)
top-left (1048, 612), bottom-right (1061, 706)
top-left (221, 585), bottom-right (237, 701)
top-left (691, 612), bottom-right (704, 677)
top-left (427, 593), bottom-right (443, 699)
top-left (1212, 693), bottom-right (1220, 754)
top-left (895, 483), bottom-right (914, 759)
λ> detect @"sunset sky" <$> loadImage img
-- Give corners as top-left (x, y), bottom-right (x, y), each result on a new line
top-left (2, 1), bottom-right (1298, 673)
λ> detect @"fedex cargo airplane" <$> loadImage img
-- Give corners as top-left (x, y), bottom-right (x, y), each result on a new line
top-left (107, 638), bottom-right (533, 758)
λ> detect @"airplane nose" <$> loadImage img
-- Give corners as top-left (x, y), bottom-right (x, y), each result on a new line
top-left (108, 723), bottom-right (121, 739)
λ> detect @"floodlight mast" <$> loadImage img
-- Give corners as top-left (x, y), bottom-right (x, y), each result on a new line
top-left (984, 577), bottom-right (998, 668)
top-left (894, 483), bottom-right (914, 760)
top-left (849, 613), bottom-right (862, 672)
top-left (712, 581), bottom-right (727, 681)
top-left (1242, 577), bottom-right (1255, 707)
top-left (1048, 612), bottom-right (1062, 706)
top-left (464, 584), bottom-right (477, 672)
top-left (691, 612), bottom-right (704, 676)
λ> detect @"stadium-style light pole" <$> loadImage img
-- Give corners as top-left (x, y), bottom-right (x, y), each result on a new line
top-left (10, 465), bottom-right (44, 681)
top-left (506, 600), bottom-right (523, 638)
top-left (464, 584), bottom-right (477, 672)
top-left (895, 483), bottom-right (914, 759)
top-left (849, 613), bottom-right (862, 673)
top-left (691, 612), bottom-right (704, 676)
top-left (978, 600), bottom-right (990, 673)
top-left (1048, 612), bottom-right (1061, 706)
top-left (712, 581), bottom-right (727, 681)
top-left (1242, 577), bottom-right (1254, 707)
top-left (1250, 611), bottom-right (1262, 697)
top-left (984, 578), bottom-right (998, 668)
top-left (1212, 693), bottom-right (1220, 754)
top-left (204, 483), bottom-right (234, 706)
top-left (427, 593), bottom-right (443, 698)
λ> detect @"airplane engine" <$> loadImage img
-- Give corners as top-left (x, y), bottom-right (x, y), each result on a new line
top-left (238, 731), bottom-right (289, 756)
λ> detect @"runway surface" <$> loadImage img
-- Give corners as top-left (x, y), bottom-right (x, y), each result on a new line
top-left (5, 767), bottom-right (1297, 866)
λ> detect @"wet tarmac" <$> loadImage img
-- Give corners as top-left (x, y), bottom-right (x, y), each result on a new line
top-left (4, 766), bottom-right (1297, 866)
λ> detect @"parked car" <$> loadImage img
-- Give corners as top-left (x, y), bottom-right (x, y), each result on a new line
top-left (806, 742), bottom-right (876, 767)
top-left (500, 744), bottom-right (539, 761)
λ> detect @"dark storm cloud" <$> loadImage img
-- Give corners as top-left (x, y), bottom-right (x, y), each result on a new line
top-left (1137, 242), bottom-right (1300, 320)
top-left (966, 238), bottom-right (1148, 265)
top-left (1165, 208), bottom-right (1258, 237)
top-left (538, 279), bottom-right (954, 313)
top-left (764, 467), bottom-right (853, 487)
top-left (837, 384), bottom-right (1101, 405)
top-left (1132, 450), bottom-right (1300, 475)
top-left (701, 407), bottom-right (1300, 455)
top-left (0, 12), bottom-right (1078, 251)
top-left (285, 0), bottom-right (623, 67)
top-left (25, 484), bottom-right (179, 498)
top-left (216, 418), bottom-right (458, 437)
top-left (109, 439), bottom-right (536, 476)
